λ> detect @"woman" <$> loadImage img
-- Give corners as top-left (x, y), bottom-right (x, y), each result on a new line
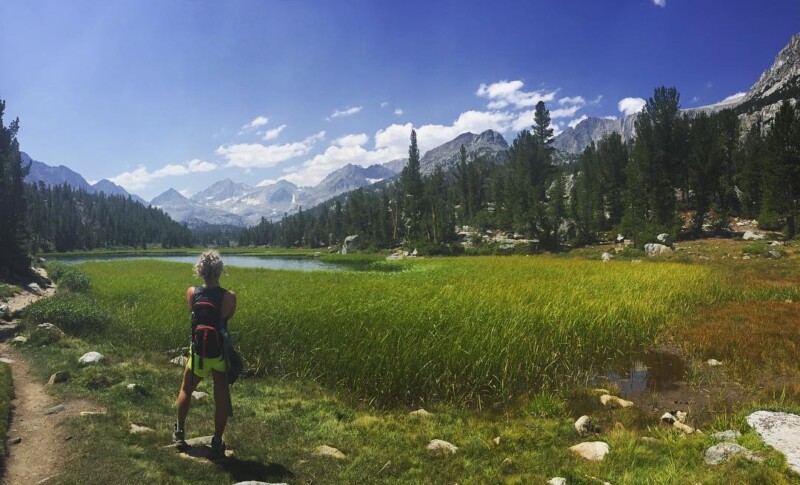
top-left (173, 250), bottom-right (237, 455)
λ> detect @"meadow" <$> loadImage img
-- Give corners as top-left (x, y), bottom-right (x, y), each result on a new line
top-left (70, 256), bottom-right (720, 407)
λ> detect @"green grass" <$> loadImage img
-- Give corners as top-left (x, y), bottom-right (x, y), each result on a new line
top-left (77, 256), bottom-right (718, 407)
top-left (0, 364), bottom-right (12, 466)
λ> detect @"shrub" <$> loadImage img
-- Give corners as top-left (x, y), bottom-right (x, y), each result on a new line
top-left (618, 247), bottom-right (646, 258)
top-left (58, 268), bottom-right (92, 292)
top-left (24, 293), bottom-right (109, 336)
top-left (44, 261), bottom-right (71, 282)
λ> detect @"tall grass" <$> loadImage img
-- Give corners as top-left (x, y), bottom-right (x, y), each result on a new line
top-left (81, 257), bottom-right (717, 407)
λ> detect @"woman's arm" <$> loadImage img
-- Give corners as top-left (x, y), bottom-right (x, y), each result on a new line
top-left (222, 291), bottom-right (237, 321)
top-left (186, 287), bottom-right (195, 310)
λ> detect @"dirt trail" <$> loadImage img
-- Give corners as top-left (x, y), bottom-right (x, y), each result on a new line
top-left (0, 280), bottom-right (93, 484)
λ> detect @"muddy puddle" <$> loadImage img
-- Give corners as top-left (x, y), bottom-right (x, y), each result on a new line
top-left (604, 350), bottom-right (687, 397)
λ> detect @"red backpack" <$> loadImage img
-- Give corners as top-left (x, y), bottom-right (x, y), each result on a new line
top-left (190, 286), bottom-right (226, 371)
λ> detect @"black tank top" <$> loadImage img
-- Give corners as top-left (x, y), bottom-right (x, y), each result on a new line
top-left (192, 286), bottom-right (228, 328)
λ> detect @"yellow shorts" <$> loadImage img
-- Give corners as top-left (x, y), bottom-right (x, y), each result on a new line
top-left (186, 352), bottom-right (226, 379)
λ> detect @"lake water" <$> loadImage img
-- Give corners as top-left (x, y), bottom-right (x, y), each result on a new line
top-left (53, 254), bottom-right (354, 272)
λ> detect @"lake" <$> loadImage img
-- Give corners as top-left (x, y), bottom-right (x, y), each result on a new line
top-left (52, 254), bottom-right (355, 272)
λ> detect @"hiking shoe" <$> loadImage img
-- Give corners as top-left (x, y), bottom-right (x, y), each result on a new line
top-left (210, 435), bottom-right (226, 457)
top-left (172, 423), bottom-right (185, 444)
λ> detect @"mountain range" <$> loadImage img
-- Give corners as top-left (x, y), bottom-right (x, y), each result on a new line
top-left (553, 32), bottom-right (800, 154)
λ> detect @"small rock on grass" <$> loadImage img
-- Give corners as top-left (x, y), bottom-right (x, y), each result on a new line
top-left (0, 357), bottom-right (14, 364)
top-left (80, 411), bottom-right (106, 416)
top-left (44, 404), bottom-right (65, 415)
top-left (171, 355), bottom-right (188, 366)
top-left (7, 437), bottom-right (21, 445)
top-left (78, 351), bottom-right (104, 365)
top-left (570, 441), bottom-right (610, 461)
top-left (314, 444), bottom-right (346, 459)
top-left (548, 478), bottom-right (567, 485)
top-left (492, 436), bottom-right (500, 445)
top-left (192, 391), bottom-right (208, 400)
top-left (575, 415), bottom-right (598, 436)
top-left (712, 430), bottom-right (742, 441)
top-left (10, 336), bottom-right (27, 345)
top-left (130, 424), bottom-right (154, 434)
top-left (600, 394), bottom-right (634, 408)
top-left (704, 442), bottom-right (760, 465)
top-left (707, 359), bottom-right (723, 367)
top-left (427, 439), bottom-right (458, 455)
top-left (233, 482), bottom-right (289, 485)
top-left (410, 408), bottom-right (431, 417)
top-left (48, 371), bottom-right (69, 385)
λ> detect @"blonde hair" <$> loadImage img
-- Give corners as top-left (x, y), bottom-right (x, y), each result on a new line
top-left (194, 250), bottom-right (224, 280)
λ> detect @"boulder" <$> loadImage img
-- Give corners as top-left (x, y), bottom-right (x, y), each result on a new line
top-left (26, 282), bottom-right (44, 295)
top-left (767, 250), bottom-right (782, 259)
top-left (410, 408), bottom-right (432, 417)
top-left (574, 415), bottom-right (597, 436)
top-left (743, 230), bottom-right (765, 240)
top-left (661, 412), bottom-right (694, 433)
top-left (10, 335), bottom-right (27, 345)
top-left (427, 439), bottom-right (458, 455)
top-left (704, 442), bottom-right (758, 465)
top-left (601, 252), bottom-right (612, 262)
top-left (569, 441), bottom-right (609, 461)
top-left (78, 351), bottom-right (105, 365)
top-left (656, 233), bottom-right (671, 245)
top-left (644, 243), bottom-right (672, 256)
top-left (712, 430), bottom-right (742, 441)
top-left (616, 234), bottom-right (625, 243)
top-left (747, 411), bottom-right (800, 473)
top-left (314, 444), bottom-right (346, 459)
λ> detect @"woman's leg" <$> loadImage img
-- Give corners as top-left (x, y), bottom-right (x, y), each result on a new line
top-left (211, 369), bottom-right (229, 439)
top-left (177, 366), bottom-right (202, 431)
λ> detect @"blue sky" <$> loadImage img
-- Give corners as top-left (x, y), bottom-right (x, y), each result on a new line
top-left (1, 0), bottom-right (798, 200)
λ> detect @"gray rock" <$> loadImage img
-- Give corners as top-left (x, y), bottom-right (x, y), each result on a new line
top-left (79, 351), bottom-right (104, 365)
top-left (712, 430), bottom-right (742, 441)
top-left (171, 355), bottom-right (188, 367)
top-left (743, 230), bottom-right (765, 240)
top-left (314, 444), bottom-right (346, 459)
top-left (644, 243), bottom-right (672, 256)
top-left (767, 250), bottom-right (782, 259)
top-left (569, 441), bottom-right (609, 461)
top-left (130, 423), bottom-right (154, 434)
top-left (704, 442), bottom-right (757, 465)
top-left (341, 235), bottom-right (360, 254)
top-left (27, 282), bottom-right (44, 295)
top-left (574, 415), bottom-right (595, 436)
top-left (10, 335), bottom-right (27, 345)
top-left (548, 479), bottom-right (567, 485)
top-left (747, 411), bottom-right (800, 473)
top-left (7, 437), bottom-right (21, 445)
top-left (656, 233), bottom-right (671, 245)
top-left (192, 391), bottom-right (209, 401)
top-left (410, 408), bottom-right (432, 417)
top-left (707, 359), bottom-right (723, 367)
top-left (44, 404), bottom-right (66, 415)
top-left (427, 439), bottom-right (458, 455)
top-left (601, 252), bottom-right (612, 262)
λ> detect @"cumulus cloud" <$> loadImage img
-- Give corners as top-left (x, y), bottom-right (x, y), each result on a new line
top-left (263, 124), bottom-right (287, 141)
top-left (240, 116), bottom-right (269, 134)
top-left (256, 178), bottom-right (278, 187)
top-left (568, 115), bottom-right (589, 129)
top-left (380, 101), bottom-right (389, 108)
top-left (476, 80), bottom-right (557, 110)
top-left (335, 133), bottom-right (369, 147)
top-left (653, 0), bottom-right (665, 6)
top-left (721, 92), bottom-right (747, 103)
top-left (327, 106), bottom-right (363, 120)
top-left (394, 108), bottom-right (404, 116)
top-left (216, 131), bottom-right (325, 169)
top-left (110, 159), bottom-right (217, 191)
top-left (618, 97), bottom-right (646, 116)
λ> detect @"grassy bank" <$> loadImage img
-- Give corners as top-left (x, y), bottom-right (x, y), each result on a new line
top-left (77, 256), bottom-right (717, 407)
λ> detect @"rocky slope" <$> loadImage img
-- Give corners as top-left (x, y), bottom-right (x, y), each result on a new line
top-left (554, 32), bottom-right (800, 154)
top-left (419, 130), bottom-right (508, 176)
top-left (150, 188), bottom-right (245, 228)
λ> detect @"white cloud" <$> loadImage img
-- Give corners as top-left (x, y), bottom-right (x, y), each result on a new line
top-left (653, 0), bottom-right (665, 6)
top-left (603, 115), bottom-right (619, 120)
top-left (721, 92), bottom-right (747, 103)
top-left (335, 133), bottom-right (369, 147)
top-left (256, 178), bottom-right (278, 187)
top-left (618, 97), bottom-right (646, 116)
top-left (590, 95), bottom-right (604, 105)
top-left (328, 106), bottom-right (363, 120)
top-left (240, 116), bottom-right (269, 134)
top-left (476, 80), bottom-right (557, 110)
top-left (178, 189), bottom-right (191, 198)
top-left (263, 124), bottom-right (287, 141)
top-left (568, 115), bottom-right (589, 129)
top-left (110, 159), bottom-right (217, 191)
top-left (558, 96), bottom-right (586, 106)
top-left (216, 131), bottom-right (326, 169)
top-left (380, 101), bottom-right (389, 108)
top-left (394, 108), bottom-right (404, 116)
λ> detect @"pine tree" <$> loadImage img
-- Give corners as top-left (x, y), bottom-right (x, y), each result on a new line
top-left (400, 129), bottom-right (424, 243)
top-left (0, 98), bottom-right (31, 273)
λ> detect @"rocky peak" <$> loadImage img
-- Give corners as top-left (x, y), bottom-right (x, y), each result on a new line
top-left (745, 33), bottom-right (800, 102)
top-left (419, 129), bottom-right (509, 175)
